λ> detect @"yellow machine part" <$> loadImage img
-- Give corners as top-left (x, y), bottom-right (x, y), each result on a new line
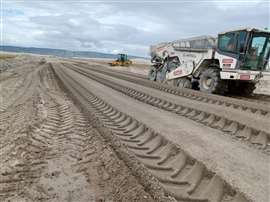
top-left (109, 60), bottom-right (132, 66)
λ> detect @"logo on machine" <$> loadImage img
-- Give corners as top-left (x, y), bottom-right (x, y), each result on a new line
top-left (222, 58), bottom-right (233, 64)
top-left (173, 69), bottom-right (182, 76)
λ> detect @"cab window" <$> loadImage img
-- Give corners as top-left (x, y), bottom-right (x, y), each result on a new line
top-left (243, 35), bottom-right (269, 70)
top-left (237, 31), bottom-right (247, 52)
top-left (264, 40), bottom-right (270, 59)
top-left (251, 36), bottom-right (266, 55)
top-left (218, 32), bottom-right (237, 53)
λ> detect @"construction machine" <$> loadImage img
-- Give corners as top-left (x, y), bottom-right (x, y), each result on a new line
top-left (149, 28), bottom-right (270, 95)
top-left (109, 54), bottom-right (132, 66)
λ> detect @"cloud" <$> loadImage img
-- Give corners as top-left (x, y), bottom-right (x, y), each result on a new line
top-left (2, 0), bottom-right (269, 57)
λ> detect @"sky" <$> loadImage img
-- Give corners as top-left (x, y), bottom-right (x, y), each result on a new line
top-left (1, 0), bottom-right (269, 57)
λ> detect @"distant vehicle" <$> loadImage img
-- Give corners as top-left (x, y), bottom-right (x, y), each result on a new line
top-left (149, 28), bottom-right (270, 95)
top-left (39, 58), bottom-right (47, 64)
top-left (109, 54), bottom-right (132, 67)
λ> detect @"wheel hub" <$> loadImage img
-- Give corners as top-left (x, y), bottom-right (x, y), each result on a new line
top-left (203, 77), bottom-right (213, 89)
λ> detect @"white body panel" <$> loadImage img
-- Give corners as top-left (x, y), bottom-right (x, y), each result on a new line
top-left (214, 52), bottom-right (238, 70)
top-left (220, 70), bottom-right (261, 81)
top-left (166, 61), bottom-right (194, 80)
top-left (151, 39), bottom-right (214, 81)
top-left (215, 52), bottom-right (264, 81)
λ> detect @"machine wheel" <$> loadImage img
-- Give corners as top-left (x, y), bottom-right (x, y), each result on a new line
top-left (176, 78), bottom-right (192, 89)
top-left (199, 68), bottom-right (228, 94)
top-left (156, 64), bottom-right (168, 83)
top-left (156, 70), bottom-right (165, 83)
top-left (228, 82), bottom-right (256, 96)
top-left (148, 66), bottom-right (157, 81)
top-left (241, 83), bottom-right (256, 95)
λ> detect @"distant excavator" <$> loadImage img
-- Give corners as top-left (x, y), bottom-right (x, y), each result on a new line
top-left (109, 54), bottom-right (132, 66)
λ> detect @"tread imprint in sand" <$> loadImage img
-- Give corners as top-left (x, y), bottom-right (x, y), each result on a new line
top-left (55, 66), bottom-right (250, 202)
top-left (67, 66), bottom-right (270, 154)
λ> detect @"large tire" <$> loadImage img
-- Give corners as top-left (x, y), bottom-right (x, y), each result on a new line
top-left (228, 82), bottom-right (256, 96)
top-left (148, 66), bottom-right (157, 81)
top-left (156, 62), bottom-right (168, 83)
top-left (199, 68), bottom-right (228, 94)
top-left (156, 58), bottom-right (178, 83)
top-left (241, 83), bottom-right (256, 96)
top-left (156, 70), bottom-right (165, 83)
top-left (176, 78), bottom-right (192, 89)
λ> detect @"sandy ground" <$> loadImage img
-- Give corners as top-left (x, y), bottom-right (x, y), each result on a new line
top-left (1, 55), bottom-right (269, 202)
top-left (59, 64), bottom-right (269, 202)
top-left (0, 56), bottom-right (158, 202)
top-left (254, 73), bottom-right (270, 95)
top-left (62, 57), bottom-right (151, 76)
